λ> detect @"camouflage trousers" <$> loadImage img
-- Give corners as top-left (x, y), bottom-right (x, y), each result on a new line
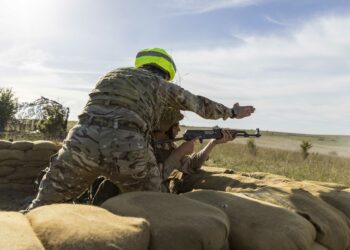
top-left (27, 123), bottom-right (161, 210)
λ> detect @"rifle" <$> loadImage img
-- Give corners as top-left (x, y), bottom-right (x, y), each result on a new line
top-left (155, 128), bottom-right (261, 144)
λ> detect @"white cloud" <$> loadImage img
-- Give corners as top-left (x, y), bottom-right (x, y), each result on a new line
top-left (173, 14), bottom-right (350, 134)
top-left (163, 0), bottom-right (264, 15)
top-left (264, 15), bottom-right (289, 26)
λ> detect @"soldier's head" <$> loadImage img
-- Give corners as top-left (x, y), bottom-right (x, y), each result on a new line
top-left (160, 108), bottom-right (183, 139)
top-left (135, 48), bottom-right (176, 81)
top-left (153, 108), bottom-right (183, 140)
top-left (166, 122), bottom-right (181, 139)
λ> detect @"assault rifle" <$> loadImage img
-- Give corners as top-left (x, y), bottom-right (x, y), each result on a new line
top-left (155, 128), bottom-right (261, 144)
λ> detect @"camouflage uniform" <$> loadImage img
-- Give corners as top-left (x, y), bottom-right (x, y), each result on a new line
top-left (27, 67), bottom-right (232, 210)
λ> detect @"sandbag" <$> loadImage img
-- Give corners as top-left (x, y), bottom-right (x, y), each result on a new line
top-left (0, 183), bottom-right (32, 192)
top-left (302, 180), bottom-right (349, 190)
top-left (240, 171), bottom-right (293, 184)
top-left (0, 150), bottom-right (25, 161)
top-left (181, 169), bottom-right (264, 193)
top-left (26, 204), bottom-right (150, 250)
top-left (0, 212), bottom-right (44, 250)
top-left (183, 167), bottom-right (350, 248)
top-left (32, 140), bottom-right (60, 151)
top-left (10, 141), bottom-right (34, 151)
top-left (286, 182), bottom-right (350, 221)
top-left (24, 161), bottom-right (48, 167)
top-left (0, 159), bottom-right (24, 166)
top-left (0, 140), bottom-right (11, 149)
top-left (24, 150), bottom-right (55, 161)
top-left (241, 185), bottom-right (350, 250)
top-left (313, 242), bottom-right (330, 250)
top-left (0, 178), bottom-right (9, 184)
top-left (0, 166), bottom-right (16, 177)
top-left (7, 166), bottom-right (41, 180)
top-left (183, 190), bottom-right (316, 250)
top-left (102, 191), bottom-right (230, 250)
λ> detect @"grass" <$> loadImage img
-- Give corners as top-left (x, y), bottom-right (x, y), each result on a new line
top-left (195, 140), bottom-right (350, 186)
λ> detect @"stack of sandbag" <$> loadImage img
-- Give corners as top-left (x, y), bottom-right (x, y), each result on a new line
top-left (1, 188), bottom-right (349, 250)
top-left (26, 204), bottom-right (150, 250)
top-left (181, 167), bottom-right (350, 250)
top-left (102, 192), bottom-right (230, 250)
top-left (0, 140), bottom-right (59, 192)
top-left (241, 186), bottom-right (350, 250)
top-left (184, 190), bottom-right (317, 250)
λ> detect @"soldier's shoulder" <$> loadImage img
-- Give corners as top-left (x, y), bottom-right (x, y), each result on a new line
top-left (107, 67), bottom-right (154, 78)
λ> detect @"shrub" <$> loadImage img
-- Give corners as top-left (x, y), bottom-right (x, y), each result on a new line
top-left (38, 102), bottom-right (70, 139)
top-left (300, 140), bottom-right (312, 159)
top-left (0, 88), bottom-right (18, 131)
top-left (247, 139), bottom-right (258, 156)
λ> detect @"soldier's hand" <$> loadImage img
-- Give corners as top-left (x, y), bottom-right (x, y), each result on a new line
top-left (214, 129), bottom-right (236, 144)
top-left (232, 103), bottom-right (255, 119)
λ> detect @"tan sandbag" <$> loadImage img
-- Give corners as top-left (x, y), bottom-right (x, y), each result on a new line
top-left (0, 178), bottom-right (9, 184)
top-left (183, 190), bottom-right (316, 250)
top-left (182, 169), bottom-right (264, 193)
top-left (102, 192), bottom-right (230, 250)
top-left (24, 150), bottom-right (55, 161)
top-left (32, 140), bottom-right (60, 151)
top-left (10, 141), bottom-right (34, 151)
top-left (302, 180), bottom-right (349, 190)
top-left (0, 183), bottom-right (33, 192)
top-left (241, 171), bottom-right (293, 184)
top-left (241, 185), bottom-right (350, 250)
top-left (0, 165), bottom-right (16, 177)
top-left (26, 204), bottom-right (150, 250)
top-left (0, 212), bottom-right (44, 250)
top-left (7, 166), bottom-right (41, 180)
top-left (313, 242), bottom-right (330, 250)
top-left (0, 149), bottom-right (24, 161)
top-left (0, 159), bottom-right (24, 166)
top-left (0, 140), bottom-right (12, 149)
top-left (24, 161), bottom-right (48, 167)
top-left (248, 180), bottom-right (350, 224)
top-left (246, 179), bottom-right (350, 222)
top-left (286, 182), bottom-right (350, 221)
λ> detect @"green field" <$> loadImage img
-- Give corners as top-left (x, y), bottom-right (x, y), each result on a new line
top-left (195, 140), bottom-right (350, 186)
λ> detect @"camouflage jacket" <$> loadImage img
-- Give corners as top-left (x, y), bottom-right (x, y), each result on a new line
top-left (80, 67), bottom-right (232, 140)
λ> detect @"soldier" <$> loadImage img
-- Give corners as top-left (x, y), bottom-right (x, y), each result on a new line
top-left (153, 108), bottom-right (235, 193)
top-left (25, 47), bottom-right (255, 211)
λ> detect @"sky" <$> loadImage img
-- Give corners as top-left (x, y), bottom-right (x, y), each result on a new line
top-left (0, 0), bottom-right (349, 135)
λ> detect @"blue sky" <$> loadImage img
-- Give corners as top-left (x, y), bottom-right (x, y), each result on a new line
top-left (0, 0), bottom-right (349, 135)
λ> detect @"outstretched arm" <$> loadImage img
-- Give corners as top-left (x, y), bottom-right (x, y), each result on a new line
top-left (162, 83), bottom-right (255, 120)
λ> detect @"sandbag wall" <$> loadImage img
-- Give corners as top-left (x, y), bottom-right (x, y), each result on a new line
top-left (0, 140), bottom-right (60, 193)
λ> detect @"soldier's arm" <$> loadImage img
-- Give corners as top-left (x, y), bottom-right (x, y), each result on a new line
top-left (180, 129), bottom-right (236, 173)
top-left (162, 83), bottom-right (232, 120)
top-left (161, 82), bottom-right (255, 120)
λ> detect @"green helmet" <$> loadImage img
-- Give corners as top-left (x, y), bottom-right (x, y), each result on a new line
top-left (135, 48), bottom-right (176, 81)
